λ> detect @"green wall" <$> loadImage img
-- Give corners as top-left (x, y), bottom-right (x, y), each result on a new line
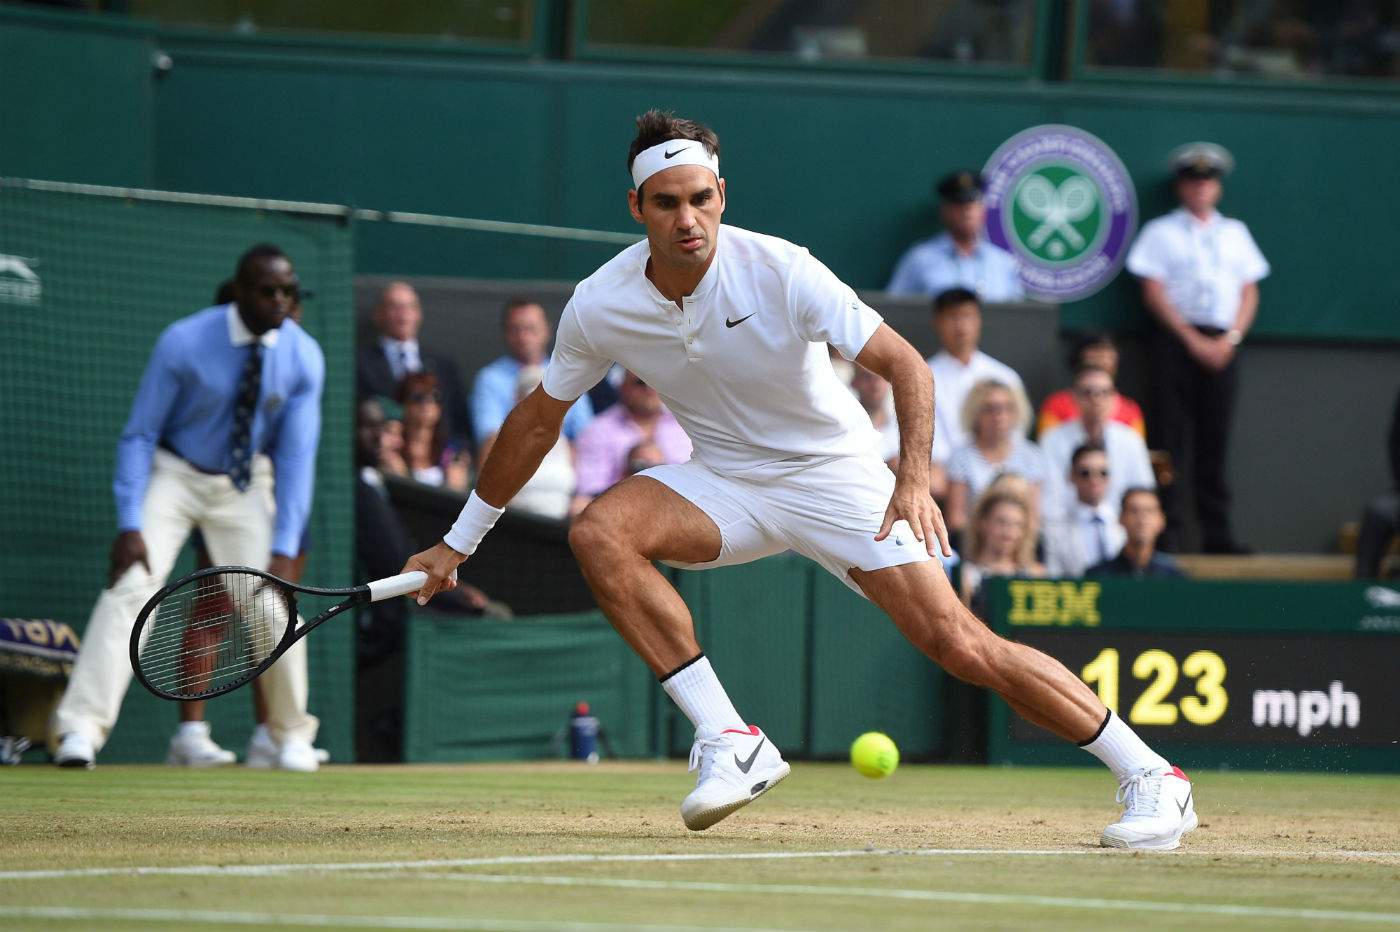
top-left (4, 5), bottom-right (1399, 341)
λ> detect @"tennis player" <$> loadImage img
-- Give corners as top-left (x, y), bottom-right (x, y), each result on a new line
top-left (52, 245), bottom-right (324, 772)
top-left (403, 111), bottom-right (1196, 849)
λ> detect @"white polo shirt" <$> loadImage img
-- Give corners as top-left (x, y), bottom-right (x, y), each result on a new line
top-left (542, 224), bottom-right (883, 478)
top-left (1126, 208), bottom-right (1270, 330)
top-left (926, 350), bottom-right (1024, 464)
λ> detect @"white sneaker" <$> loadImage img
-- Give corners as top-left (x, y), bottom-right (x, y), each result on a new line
top-left (277, 738), bottom-right (319, 772)
top-left (680, 724), bottom-right (789, 831)
top-left (54, 732), bottom-right (95, 769)
top-left (245, 727), bottom-right (278, 770)
top-left (1101, 765), bottom-right (1198, 850)
top-left (166, 723), bottom-right (236, 768)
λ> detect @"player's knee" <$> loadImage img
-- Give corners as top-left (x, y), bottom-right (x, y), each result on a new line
top-left (568, 508), bottom-right (626, 568)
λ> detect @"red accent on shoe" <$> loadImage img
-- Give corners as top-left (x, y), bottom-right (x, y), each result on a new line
top-left (1168, 765), bottom-right (1189, 781)
top-left (722, 725), bottom-right (761, 736)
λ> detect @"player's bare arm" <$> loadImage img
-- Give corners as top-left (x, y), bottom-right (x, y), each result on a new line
top-left (401, 385), bottom-right (573, 603)
top-left (854, 322), bottom-right (951, 557)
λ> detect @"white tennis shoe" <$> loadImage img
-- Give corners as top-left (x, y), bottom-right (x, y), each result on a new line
top-left (247, 727), bottom-right (330, 769)
top-left (1101, 765), bottom-right (1198, 850)
top-left (166, 722), bottom-right (236, 768)
top-left (277, 737), bottom-right (320, 773)
top-left (681, 724), bottom-right (789, 831)
top-left (54, 732), bottom-right (95, 769)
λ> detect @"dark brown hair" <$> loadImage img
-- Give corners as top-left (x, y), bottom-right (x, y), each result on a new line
top-left (627, 110), bottom-right (720, 198)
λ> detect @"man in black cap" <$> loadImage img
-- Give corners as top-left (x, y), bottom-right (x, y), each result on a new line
top-left (1126, 142), bottom-right (1270, 553)
top-left (886, 170), bottom-right (1025, 302)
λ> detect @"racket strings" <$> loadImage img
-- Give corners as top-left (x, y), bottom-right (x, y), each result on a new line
top-left (137, 572), bottom-right (291, 698)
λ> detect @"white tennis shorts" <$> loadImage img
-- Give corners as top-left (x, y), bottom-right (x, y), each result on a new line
top-left (641, 454), bottom-right (931, 598)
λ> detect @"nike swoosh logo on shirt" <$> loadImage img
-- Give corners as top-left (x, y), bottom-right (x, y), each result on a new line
top-left (725, 313), bottom-right (756, 328)
top-left (735, 737), bottom-right (765, 774)
top-left (1177, 787), bottom-right (1192, 817)
top-left (664, 147), bottom-right (688, 159)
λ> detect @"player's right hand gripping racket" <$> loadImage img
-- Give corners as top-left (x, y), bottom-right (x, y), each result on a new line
top-left (129, 566), bottom-right (427, 701)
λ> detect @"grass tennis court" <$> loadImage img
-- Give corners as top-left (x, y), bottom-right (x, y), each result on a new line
top-left (5, 762), bottom-right (1397, 930)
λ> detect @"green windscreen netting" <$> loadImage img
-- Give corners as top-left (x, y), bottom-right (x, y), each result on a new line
top-left (0, 179), bottom-right (355, 763)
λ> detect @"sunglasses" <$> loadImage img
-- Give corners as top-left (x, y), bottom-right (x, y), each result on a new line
top-left (1074, 467), bottom-right (1109, 479)
top-left (256, 283), bottom-right (299, 299)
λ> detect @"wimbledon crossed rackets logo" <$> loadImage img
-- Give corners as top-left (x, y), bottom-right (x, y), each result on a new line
top-left (983, 126), bottom-right (1136, 302)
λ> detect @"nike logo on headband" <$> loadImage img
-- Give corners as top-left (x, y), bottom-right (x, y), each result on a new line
top-left (664, 147), bottom-right (688, 159)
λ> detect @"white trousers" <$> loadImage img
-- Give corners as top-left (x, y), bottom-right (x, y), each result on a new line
top-left (52, 449), bottom-right (318, 751)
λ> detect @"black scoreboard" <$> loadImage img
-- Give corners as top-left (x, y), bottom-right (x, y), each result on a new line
top-left (985, 578), bottom-right (1400, 771)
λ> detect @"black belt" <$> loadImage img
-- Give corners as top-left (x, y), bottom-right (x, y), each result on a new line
top-left (159, 441), bottom-right (224, 477)
top-left (1192, 325), bottom-right (1227, 337)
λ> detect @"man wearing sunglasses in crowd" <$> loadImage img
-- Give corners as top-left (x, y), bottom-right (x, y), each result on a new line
top-left (52, 244), bottom-right (324, 772)
top-left (1043, 443), bottom-right (1126, 578)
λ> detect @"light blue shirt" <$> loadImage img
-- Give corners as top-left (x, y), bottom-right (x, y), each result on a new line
top-left (885, 233), bottom-right (1025, 302)
top-left (114, 304), bottom-right (325, 556)
top-left (470, 355), bottom-right (594, 448)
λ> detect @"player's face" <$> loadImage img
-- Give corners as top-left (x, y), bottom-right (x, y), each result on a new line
top-left (934, 302), bottom-right (981, 358)
top-left (1070, 451), bottom-right (1110, 505)
top-left (376, 285), bottom-right (422, 341)
top-left (236, 256), bottom-right (296, 334)
top-left (940, 199), bottom-right (985, 240)
top-left (1121, 492), bottom-right (1165, 544)
top-left (503, 304), bottom-right (550, 363)
top-left (1176, 176), bottom-right (1222, 214)
top-left (629, 165), bottom-right (725, 273)
top-left (1073, 372), bottom-right (1115, 424)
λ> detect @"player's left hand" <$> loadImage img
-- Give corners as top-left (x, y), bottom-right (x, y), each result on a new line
top-left (267, 553), bottom-right (297, 581)
top-left (876, 479), bottom-right (953, 558)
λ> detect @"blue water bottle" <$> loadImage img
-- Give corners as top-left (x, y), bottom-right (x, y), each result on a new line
top-left (569, 701), bottom-right (600, 764)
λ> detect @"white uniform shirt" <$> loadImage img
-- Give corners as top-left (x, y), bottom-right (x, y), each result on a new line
top-left (926, 350), bottom-right (1024, 463)
top-left (1044, 500), bottom-right (1126, 577)
top-left (542, 225), bottom-right (883, 478)
top-left (1126, 208), bottom-right (1270, 330)
top-left (1039, 419), bottom-right (1155, 521)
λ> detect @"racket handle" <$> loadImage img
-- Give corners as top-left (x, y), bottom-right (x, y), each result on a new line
top-left (367, 571), bottom-right (428, 602)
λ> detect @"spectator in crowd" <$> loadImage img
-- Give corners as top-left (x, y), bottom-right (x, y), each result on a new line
top-left (394, 371), bottom-right (470, 492)
top-left (851, 364), bottom-right (900, 470)
top-left (945, 379), bottom-right (1044, 537)
top-left (1089, 488), bottom-right (1184, 578)
top-left (1043, 443), bottom-right (1126, 578)
top-left (927, 288), bottom-right (1026, 481)
top-left (572, 370), bottom-right (691, 514)
top-left (1126, 142), bottom-right (1269, 553)
top-left (357, 281), bottom-right (471, 446)
top-left (52, 244), bottom-right (323, 771)
top-left (1355, 385), bottom-right (1400, 579)
top-left (471, 298), bottom-right (593, 461)
top-left (625, 440), bottom-right (667, 476)
top-left (353, 397), bottom-right (502, 761)
top-left (886, 170), bottom-right (1025, 302)
top-left (960, 485), bottom-right (1045, 609)
top-left (1040, 365), bottom-right (1155, 522)
top-left (506, 365), bottom-right (576, 521)
top-left (1036, 332), bottom-right (1146, 439)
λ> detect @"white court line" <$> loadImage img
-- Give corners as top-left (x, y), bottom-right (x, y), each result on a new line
top-left (0, 906), bottom-right (796, 932)
top-left (371, 872), bottom-right (1400, 926)
top-left (0, 846), bottom-right (1396, 882)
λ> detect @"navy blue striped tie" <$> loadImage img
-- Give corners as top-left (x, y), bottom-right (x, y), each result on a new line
top-left (228, 343), bottom-right (263, 491)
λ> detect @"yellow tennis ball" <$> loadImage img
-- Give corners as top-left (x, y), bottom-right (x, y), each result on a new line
top-left (850, 731), bottom-right (899, 779)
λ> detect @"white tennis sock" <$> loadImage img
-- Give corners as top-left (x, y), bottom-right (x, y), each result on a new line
top-left (176, 721), bottom-right (209, 738)
top-left (1079, 711), bottom-right (1170, 781)
top-left (661, 654), bottom-right (745, 732)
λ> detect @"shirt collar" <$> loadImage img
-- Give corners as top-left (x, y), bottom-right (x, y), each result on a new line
top-left (380, 335), bottom-right (419, 355)
top-left (1075, 500), bottom-right (1113, 523)
top-left (639, 227), bottom-right (723, 306)
top-left (1175, 207), bottom-right (1221, 229)
top-left (227, 303), bottom-right (280, 348)
top-left (937, 232), bottom-right (987, 257)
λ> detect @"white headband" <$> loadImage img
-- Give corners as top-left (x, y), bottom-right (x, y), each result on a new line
top-left (629, 139), bottom-right (719, 190)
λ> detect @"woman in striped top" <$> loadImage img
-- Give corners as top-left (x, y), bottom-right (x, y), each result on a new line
top-left (945, 378), bottom-right (1045, 536)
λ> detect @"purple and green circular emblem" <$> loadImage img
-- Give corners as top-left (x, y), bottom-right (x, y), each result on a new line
top-left (983, 125), bottom-right (1136, 302)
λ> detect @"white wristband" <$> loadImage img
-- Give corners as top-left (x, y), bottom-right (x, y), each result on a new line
top-left (443, 491), bottom-right (505, 556)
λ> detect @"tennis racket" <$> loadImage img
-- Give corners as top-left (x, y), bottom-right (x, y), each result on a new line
top-left (129, 566), bottom-right (427, 701)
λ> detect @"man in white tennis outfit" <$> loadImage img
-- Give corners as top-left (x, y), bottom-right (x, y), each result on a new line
top-left (404, 111), bottom-right (1197, 849)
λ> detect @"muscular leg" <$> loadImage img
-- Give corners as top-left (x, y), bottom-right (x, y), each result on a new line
top-left (569, 476), bottom-right (723, 675)
top-left (849, 560), bottom-right (1104, 743)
